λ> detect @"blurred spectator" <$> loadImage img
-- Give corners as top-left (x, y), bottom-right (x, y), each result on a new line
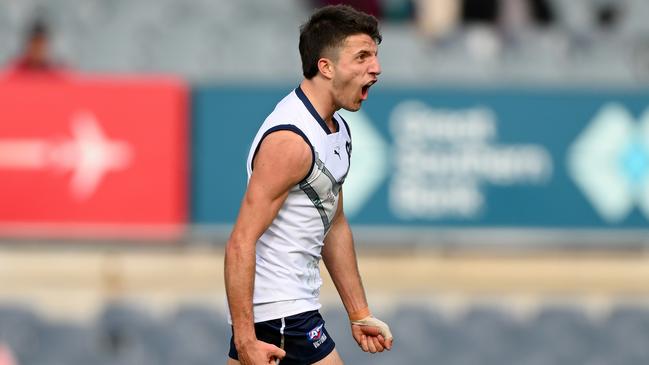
top-left (595, 1), bottom-right (622, 32)
top-left (5, 18), bottom-right (64, 74)
top-left (499, 0), bottom-right (554, 36)
top-left (414, 0), bottom-right (461, 40)
top-left (460, 0), bottom-right (502, 61)
top-left (413, 0), bottom-right (556, 60)
top-left (458, 0), bottom-right (554, 30)
top-left (413, 0), bottom-right (556, 42)
top-left (381, 0), bottom-right (415, 22)
top-left (316, 0), bottom-right (382, 18)
top-left (462, 0), bottom-right (499, 25)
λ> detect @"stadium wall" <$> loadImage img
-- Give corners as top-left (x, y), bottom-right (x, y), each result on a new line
top-left (2, 75), bottom-right (649, 245)
top-left (192, 85), bottom-right (649, 246)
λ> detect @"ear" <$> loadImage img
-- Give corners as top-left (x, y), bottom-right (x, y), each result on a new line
top-left (317, 57), bottom-right (334, 80)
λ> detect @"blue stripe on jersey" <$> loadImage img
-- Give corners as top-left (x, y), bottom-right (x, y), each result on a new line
top-left (295, 86), bottom-right (339, 135)
top-left (336, 113), bottom-right (352, 140)
top-left (250, 124), bottom-right (315, 183)
top-left (334, 113), bottom-right (352, 179)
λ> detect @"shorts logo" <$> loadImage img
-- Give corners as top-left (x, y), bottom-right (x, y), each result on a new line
top-left (307, 324), bottom-right (327, 348)
top-left (307, 324), bottom-right (323, 341)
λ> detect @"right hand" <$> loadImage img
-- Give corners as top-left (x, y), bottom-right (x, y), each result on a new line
top-left (236, 339), bottom-right (286, 365)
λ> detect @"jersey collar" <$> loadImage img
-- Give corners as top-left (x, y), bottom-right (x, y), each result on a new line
top-left (295, 86), bottom-right (338, 135)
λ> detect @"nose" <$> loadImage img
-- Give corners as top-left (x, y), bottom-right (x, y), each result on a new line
top-left (369, 55), bottom-right (381, 76)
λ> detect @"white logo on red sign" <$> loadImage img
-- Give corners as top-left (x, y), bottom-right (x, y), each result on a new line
top-left (0, 111), bottom-right (133, 200)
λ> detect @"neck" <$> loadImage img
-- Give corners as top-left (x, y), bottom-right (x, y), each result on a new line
top-left (299, 78), bottom-right (337, 132)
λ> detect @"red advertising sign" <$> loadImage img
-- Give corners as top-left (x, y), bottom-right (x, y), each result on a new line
top-left (0, 73), bottom-right (188, 238)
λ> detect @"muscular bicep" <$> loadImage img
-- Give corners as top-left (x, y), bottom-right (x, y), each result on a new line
top-left (231, 131), bottom-right (313, 244)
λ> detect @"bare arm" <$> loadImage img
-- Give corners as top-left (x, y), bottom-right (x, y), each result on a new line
top-left (321, 190), bottom-right (368, 316)
top-left (322, 190), bottom-right (393, 353)
top-left (224, 131), bottom-right (311, 364)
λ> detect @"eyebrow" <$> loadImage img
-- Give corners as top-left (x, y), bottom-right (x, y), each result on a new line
top-left (354, 49), bottom-right (377, 57)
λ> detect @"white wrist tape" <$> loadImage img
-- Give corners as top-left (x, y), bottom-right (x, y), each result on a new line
top-left (351, 315), bottom-right (393, 340)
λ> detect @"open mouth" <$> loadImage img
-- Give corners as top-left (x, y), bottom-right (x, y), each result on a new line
top-left (361, 80), bottom-right (376, 100)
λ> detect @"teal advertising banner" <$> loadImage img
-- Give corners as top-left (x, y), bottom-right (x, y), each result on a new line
top-left (192, 86), bottom-right (649, 228)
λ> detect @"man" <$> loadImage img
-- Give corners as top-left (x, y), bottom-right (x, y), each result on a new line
top-left (3, 18), bottom-right (68, 81)
top-left (8, 19), bottom-right (59, 72)
top-left (225, 5), bottom-right (393, 365)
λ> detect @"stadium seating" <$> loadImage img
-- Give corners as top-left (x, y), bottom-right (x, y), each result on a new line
top-left (1, 0), bottom-right (649, 84)
top-left (2, 302), bottom-right (649, 365)
top-left (0, 305), bottom-right (42, 365)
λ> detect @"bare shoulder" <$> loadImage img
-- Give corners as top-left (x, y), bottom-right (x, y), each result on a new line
top-left (251, 130), bottom-right (313, 188)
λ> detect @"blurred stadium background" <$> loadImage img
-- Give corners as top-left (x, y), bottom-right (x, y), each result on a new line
top-left (2, 0), bottom-right (649, 364)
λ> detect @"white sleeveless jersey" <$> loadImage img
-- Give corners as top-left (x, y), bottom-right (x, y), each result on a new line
top-left (244, 86), bottom-right (352, 322)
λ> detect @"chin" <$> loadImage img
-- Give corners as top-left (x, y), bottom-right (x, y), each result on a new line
top-left (342, 102), bottom-right (362, 112)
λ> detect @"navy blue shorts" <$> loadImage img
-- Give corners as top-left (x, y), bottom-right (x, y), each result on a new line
top-left (229, 310), bottom-right (336, 365)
